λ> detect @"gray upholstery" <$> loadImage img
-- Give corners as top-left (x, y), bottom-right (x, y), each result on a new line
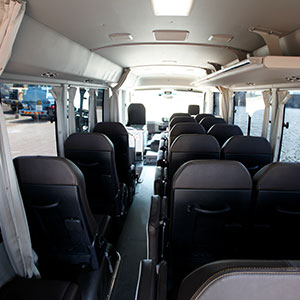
top-left (169, 123), bottom-right (206, 148)
top-left (195, 113), bottom-right (215, 123)
top-left (188, 105), bottom-right (200, 115)
top-left (221, 136), bottom-right (272, 176)
top-left (169, 116), bottom-right (196, 131)
top-left (178, 260), bottom-right (300, 300)
top-left (64, 133), bottom-right (124, 216)
top-left (208, 124), bottom-right (243, 147)
top-left (200, 117), bottom-right (226, 131)
top-left (253, 162), bottom-right (300, 259)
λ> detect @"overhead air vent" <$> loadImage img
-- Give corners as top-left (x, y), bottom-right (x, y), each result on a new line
top-left (208, 34), bottom-right (233, 43)
top-left (41, 72), bottom-right (58, 78)
top-left (109, 33), bottom-right (133, 41)
top-left (153, 30), bottom-right (189, 41)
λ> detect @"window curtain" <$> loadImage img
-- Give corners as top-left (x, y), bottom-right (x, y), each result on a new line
top-left (50, 86), bottom-right (65, 157)
top-left (68, 87), bottom-right (77, 136)
top-left (0, 0), bottom-right (25, 76)
top-left (109, 68), bottom-right (130, 122)
top-left (270, 90), bottom-right (290, 161)
top-left (217, 86), bottom-right (233, 123)
top-left (261, 90), bottom-right (271, 138)
top-left (88, 89), bottom-right (96, 131)
top-left (0, 105), bottom-right (39, 278)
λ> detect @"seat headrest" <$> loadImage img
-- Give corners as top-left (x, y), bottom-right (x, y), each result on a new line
top-left (200, 117), bottom-right (226, 131)
top-left (170, 112), bottom-right (190, 121)
top-left (64, 132), bottom-right (113, 152)
top-left (195, 113), bottom-right (215, 123)
top-left (169, 116), bottom-right (196, 130)
top-left (208, 124), bottom-right (243, 136)
top-left (172, 160), bottom-right (251, 190)
top-left (188, 105), bottom-right (200, 115)
top-left (14, 156), bottom-right (84, 186)
top-left (222, 136), bottom-right (272, 154)
top-left (93, 122), bottom-right (128, 136)
top-left (169, 123), bottom-right (206, 144)
top-left (171, 134), bottom-right (220, 154)
top-left (254, 162), bottom-right (300, 191)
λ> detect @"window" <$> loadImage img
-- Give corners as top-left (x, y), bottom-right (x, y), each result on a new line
top-left (1, 83), bottom-right (56, 158)
top-left (280, 91), bottom-right (300, 162)
top-left (130, 89), bottom-right (204, 122)
top-left (74, 88), bottom-right (89, 132)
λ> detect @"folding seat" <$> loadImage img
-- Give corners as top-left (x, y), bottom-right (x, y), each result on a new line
top-left (221, 136), bottom-right (272, 176)
top-left (188, 104), bottom-right (199, 115)
top-left (195, 113), bottom-right (215, 123)
top-left (169, 116), bottom-right (196, 131)
top-left (253, 162), bottom-right (300, 259)
top-left (93, 122), bottom-right (136, 205)
top-left (127, 103), bottom-right (146, 126)
top-left (168, 160), bottom-right (252, 277)
top-left (135, 259), bottom-right (300, 300)
top-left (64, 133), bottom-right (126, 217)
top-left (14, 156), bottom-right (111, 269)
top-left (208, 124), bottom-right (243, 147)
top-left (200, 116), bottom-right (226, 131)
top-left (169, 112), bottom-right (190, 122)
top-left (168, 123), bottom-right (206, 148)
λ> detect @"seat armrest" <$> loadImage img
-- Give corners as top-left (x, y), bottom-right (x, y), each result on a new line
top-left (157, 261), bottom-right (167, 300)
top-left (135, 260), bottom-right (156, 300)
top-left (94, 214), bottom-right (111, 240)
top-left (147, 195), bottom-right (161, 263)
top-left (154, 167), bottom-right (164, 196)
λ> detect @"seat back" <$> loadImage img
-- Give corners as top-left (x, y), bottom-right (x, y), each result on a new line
top-left (14, 156), bottom-right (99, 267)
top-left (195, 113), bottom-right (215, 123)
top-left (188, 105), bottom-right (199, 115)
top-left (168, 134), bottom-right (220, 181)
top-left (208, 124), bottom-right (243, 147)
top-left (64, 132), bottom-right (122, 216)
top-left (169, 123), bottom-right (206, 148)
top-left (221, 136), bottom-right (272, 176)
top-left (200, 117), bottom-right (226, 131)
top-left (170, 160), bottom-right (252, 272)
top-left (127, 103), bottom-right (146, 126)
top-left (178, 260), bottom-right (300, 300)
top-left (253, 162), bottom-right (300, 258)
top-left (169, 116), bottom-right (196, 131)
top-left (169, 113), bottom-right (190, 122)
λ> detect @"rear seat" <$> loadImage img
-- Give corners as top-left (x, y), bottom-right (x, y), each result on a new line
top-left (200, 116), bottom-right (226, 131)
top-left (168, 116), bottom-right (196, 131)
top-left (195, 113), bottom-right (215, 123)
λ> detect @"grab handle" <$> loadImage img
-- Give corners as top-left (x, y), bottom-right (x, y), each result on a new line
top-left (187, 205), bottom-right (231, 215)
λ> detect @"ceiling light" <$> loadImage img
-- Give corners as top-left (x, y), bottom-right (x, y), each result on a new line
top-left (208, 34), bottom-right (233, 43)
top-left (109, 33), bottom-right (133, 41)
top-left (151, 0), bottom-right (194, 16)
top-left (153, 30), bottom-right (189, 41)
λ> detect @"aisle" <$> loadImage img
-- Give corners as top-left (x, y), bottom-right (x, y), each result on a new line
top-left (111, 165), bottom-right (155, 300)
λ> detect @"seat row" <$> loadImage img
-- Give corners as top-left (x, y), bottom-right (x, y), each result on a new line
top-left (155, 134), bottom-right (272, 197)
top-left (147, 160), bottom-right (300, 299)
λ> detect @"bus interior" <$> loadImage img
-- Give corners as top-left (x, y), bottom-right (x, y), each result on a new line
top-left (1, 0), bottom-right (300, 299)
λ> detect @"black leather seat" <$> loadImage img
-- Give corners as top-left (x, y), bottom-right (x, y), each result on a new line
top-left (0, 278), bottom-right (81, 300)
top-left (169, 160), bottom-right (252, 276)
top-left (208, 124), bottom-right (243, 147)
top-left (169, 116), bottom-right (196, 131)
top-left (221, 136), bottom-right (272, 176)
top-left (168, 134), bottom-right (220, 181)
top-left (188, 105), bottom-right (199, 115)
top-left (195, 113), bottom-right (215, 123)
top-left (168, 123), bottom-right (206, 148)
top-left (200, 116), bottom-right (226, 131)
top-left (93, 122), bottom-right (136, 205)
top-left (127, 103), bottom-right (146, 126)
top-left (253, 162), bottom-right (300, 259)
top-left (14, 156), bottom-right (110, 269)
top-left (169, 113), bottom-right (190, 122)
top-left (64, 133), bottom-right (125, 217)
